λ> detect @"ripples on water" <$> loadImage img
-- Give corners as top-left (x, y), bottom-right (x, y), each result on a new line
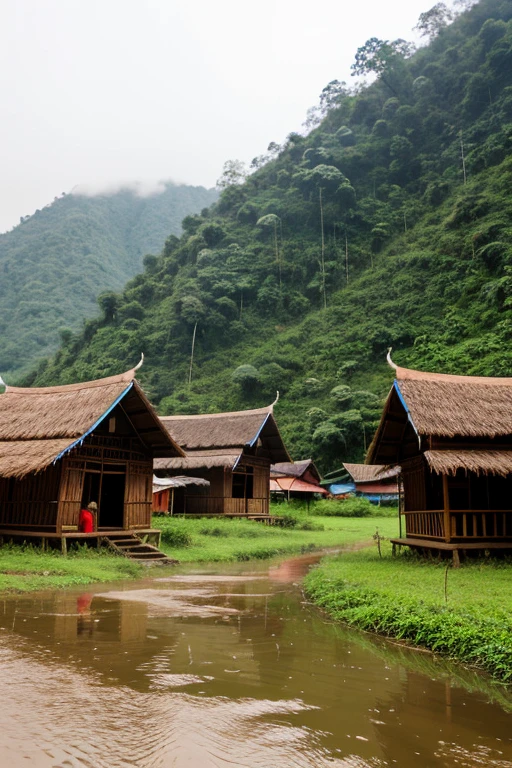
top-left (0, 554), bottom-right (510, 767)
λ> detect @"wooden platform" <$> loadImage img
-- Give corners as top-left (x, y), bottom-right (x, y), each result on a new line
top-left (0, 528), bottom-right (161, 555)
top-left (391, 537), bottom-right (512, 567)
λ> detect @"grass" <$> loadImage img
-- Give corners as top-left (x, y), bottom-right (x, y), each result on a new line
top-left (153, 513), bottom-right (397, 563)
top-left (304, 542), bottom-right (512, 682)
top-left (0, 543), bottom-right (143, 593)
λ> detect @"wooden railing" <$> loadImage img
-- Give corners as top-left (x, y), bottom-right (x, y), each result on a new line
top-left (404, 510), bottom-right (444, 539)
top-left (404, 509), bottom-right (512, 541)
top-left (185, 496), bottom-right (269, 516)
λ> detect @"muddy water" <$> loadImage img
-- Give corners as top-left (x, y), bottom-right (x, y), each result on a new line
top-left (0, 553), bottom-right (511, 767)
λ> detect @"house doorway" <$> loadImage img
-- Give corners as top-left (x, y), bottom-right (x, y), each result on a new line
top-left (81, 464), bottom-right (126, 529)
top-left (99, 472), bottom-right (126, 529)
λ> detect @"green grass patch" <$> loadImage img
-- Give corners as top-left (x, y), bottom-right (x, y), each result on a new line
top-left (153, 514), bottom-right (397, 563)
top-left (271, 498), bottom-right (397, 517)
top-left (0, 543), bottom-right (143, 593)
top-left (304, 544), bottom-right (512, 682)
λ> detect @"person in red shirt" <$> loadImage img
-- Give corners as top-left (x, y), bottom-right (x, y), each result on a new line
top-left (78, 501), bottom-right (97, 533)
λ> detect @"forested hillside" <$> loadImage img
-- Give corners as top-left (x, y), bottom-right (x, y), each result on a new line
top-left (25, 0), bottom-right (512, 472)
top-left (0, 183), bottom-right (217, 376)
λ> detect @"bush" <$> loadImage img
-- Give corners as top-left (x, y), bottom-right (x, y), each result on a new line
top-left (160, 527), bottom-right (193, 547)
top-left (199, 525), bottom-right (229, 537)
top-left (316, 497), bottom-right (374, 517)
top-left (280, 513), bottom-right (299, 528)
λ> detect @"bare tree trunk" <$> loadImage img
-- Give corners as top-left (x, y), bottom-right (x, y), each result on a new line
top-left (188, 321), bottom-right (197, 388)
top-left (345, 233), bottom-right (349, 284)
top-left (460, 131), bottom-right (467, 186)
top-left (319, 187), bottom-right (327, 310)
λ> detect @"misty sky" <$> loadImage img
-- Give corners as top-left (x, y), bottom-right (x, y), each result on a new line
top-left (1, 0), bottom-right (439, 233)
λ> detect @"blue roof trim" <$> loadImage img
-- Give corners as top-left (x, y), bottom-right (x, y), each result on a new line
top-left (249, 412), bottom-right (271, 448)
top-left (232, 412), bottom-right (272, 470)
top-left (53, 382), bottom-right (134, 465)
top-left (393, 380), bottom-right (421, 447)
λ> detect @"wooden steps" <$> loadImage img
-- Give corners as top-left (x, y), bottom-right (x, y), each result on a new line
top-left (103, 533), bottom-right (172, 564)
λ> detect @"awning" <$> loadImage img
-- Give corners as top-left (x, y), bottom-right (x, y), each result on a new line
top-left (424, 450), bottom-right (512, 477)
top-left (270, 476), bottom-right (328, 495)
top-left (152, 475), bottom-right (210, 493)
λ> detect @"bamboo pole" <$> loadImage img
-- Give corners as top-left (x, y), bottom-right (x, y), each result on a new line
top-left (443, 474), bottom-right (451, 543)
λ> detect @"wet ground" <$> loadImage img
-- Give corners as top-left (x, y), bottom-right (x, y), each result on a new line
top-left (0, 551), bottom-right (511, 767)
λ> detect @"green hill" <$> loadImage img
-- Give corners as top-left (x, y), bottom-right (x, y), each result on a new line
top-left (0, 183), bottom-right (217, 376)
top-left (24, 0), bottom-right (512, 472)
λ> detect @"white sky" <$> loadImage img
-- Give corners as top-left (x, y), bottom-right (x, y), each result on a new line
top-left (0, 0), bottom-right (436, 233)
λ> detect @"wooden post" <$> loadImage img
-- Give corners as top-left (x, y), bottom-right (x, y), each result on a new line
top-left (443, 474), bottom-right (451, 543)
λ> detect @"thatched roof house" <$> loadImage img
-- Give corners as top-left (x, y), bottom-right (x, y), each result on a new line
top-left (155, 404), bottom-right (290, 516)
top-left (270, 459), bottom-right (327, 498)
top-left (368, 354), bottom-right (512, 561)
top-left (342, 463), bottom-right (399, 502)
top-left (0, 364), bottom-right (182, 535)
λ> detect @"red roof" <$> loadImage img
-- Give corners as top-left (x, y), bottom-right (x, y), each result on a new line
top-left (271, 476), bottom-right (328, 495)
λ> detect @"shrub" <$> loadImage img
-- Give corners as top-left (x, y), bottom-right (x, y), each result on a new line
top-left (316, 497), bottom-right (374, 517)
top-left (160, 527), bottom-right (193, 547)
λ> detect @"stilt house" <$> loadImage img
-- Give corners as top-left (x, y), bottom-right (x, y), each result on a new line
top-left (154, 404), bottom-right (290, 516)
top-left (342, 463), bottom-right (399, 504)
top-left (270, 459), bottom-right (327, 499)
top-left (367, 354), bottom-right (512, 561)
top-left (0, 365), bottom-right (183, 539)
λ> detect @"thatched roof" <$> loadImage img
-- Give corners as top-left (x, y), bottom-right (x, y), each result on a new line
top-left (156, 404), bottom-right (290, 472)
top-left (343, 463), bottom-right (399, 483)
top-left (0, 366), bottom-right (183, 478)
top-left (391, 364), bottom-right (512, 438)
top-left (424, 450), bottom-right (512, 477)
top-left (368, 357), bottom-right (512, 466)
top-left (270, 459), bottom-right (321, 481)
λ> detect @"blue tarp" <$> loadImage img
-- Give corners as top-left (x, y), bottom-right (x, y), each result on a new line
top-left (328, 482), bottom-right (356, 495)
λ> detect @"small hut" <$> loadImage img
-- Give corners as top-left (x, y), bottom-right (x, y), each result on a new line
top-left (0, 363), bottom-right (183, 547)
top-left (152, 475), bottom-right (210, 514)
top-left (270, 459), bottom-right (327, 500)
top-left (154, 403), bottom-right (290, 517)
top-left (342, 463), bottom-right (399, 505)
top-left (367, 353), bottom-right (512, 562)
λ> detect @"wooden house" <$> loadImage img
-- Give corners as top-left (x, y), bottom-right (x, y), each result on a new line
top-left (0, 364), bottom-right (183, 548)
top-left (270, 459), bottom-right (327, 499)
top-left (367, 354), bottom-right (512, 563)
top-left (154, 404), bottom-right (290, 517)
top-left (342, 463), bottom-right (399, 504)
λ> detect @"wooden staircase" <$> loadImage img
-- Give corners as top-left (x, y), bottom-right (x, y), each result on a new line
top-left (103, 533), bottom-right (172, 564)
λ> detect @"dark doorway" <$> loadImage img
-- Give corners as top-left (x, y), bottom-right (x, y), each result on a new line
top-left (99, 473), bottom-right (126, 529)
top-left (82, 471), bottom-right (101, 509)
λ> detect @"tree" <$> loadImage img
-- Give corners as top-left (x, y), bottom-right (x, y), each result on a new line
top-left (351, 37), bottom-right (415, 96)
top-left (216, 159), bottom-right (248, 189)
top-left (97, 291), bottom-right (118, 322)
top-left (414, 3), bottom-right (453, 40)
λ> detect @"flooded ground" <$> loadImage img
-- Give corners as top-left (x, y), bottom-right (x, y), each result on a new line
top-left (0, 551), bottom-right (511, 767)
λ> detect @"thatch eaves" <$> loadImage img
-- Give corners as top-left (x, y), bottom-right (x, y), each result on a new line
top-left (424, 450), bottom-right (512, 477)
top-left (0, 366), bottom-right (183, 478)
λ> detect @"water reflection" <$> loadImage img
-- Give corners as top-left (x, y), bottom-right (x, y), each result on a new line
top-left (0, 553), bottom-right (510, 767)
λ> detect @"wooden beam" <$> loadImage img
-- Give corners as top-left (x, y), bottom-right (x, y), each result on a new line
top-left (443, 474), bottom-right (451, 543)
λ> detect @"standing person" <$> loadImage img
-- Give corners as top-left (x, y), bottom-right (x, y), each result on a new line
top-left (78, 501), bottom-right (97, 533)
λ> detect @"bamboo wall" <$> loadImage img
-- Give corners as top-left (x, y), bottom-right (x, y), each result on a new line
top-left (0, 466), bottom-right (60, 530)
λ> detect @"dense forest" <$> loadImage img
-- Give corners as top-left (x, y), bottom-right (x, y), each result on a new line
top-left (23, 0), bottom-right (512, 472)
top-left (0, 183), bottom-right (217, 377)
